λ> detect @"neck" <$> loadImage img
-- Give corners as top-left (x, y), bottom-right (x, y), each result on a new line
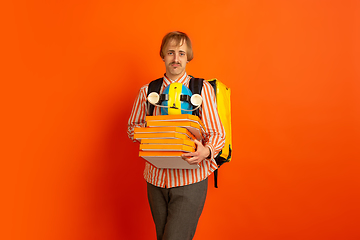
top-left (166, 71), bottom-right (186, 81)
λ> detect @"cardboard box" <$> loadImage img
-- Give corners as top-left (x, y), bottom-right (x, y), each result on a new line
top-left (139, 151), bottom-right (199, 169)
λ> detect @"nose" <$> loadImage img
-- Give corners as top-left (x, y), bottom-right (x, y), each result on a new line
top-left (173, 53), bottom-right (179, 62)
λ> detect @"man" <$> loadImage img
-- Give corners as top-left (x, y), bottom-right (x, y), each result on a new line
top-left (127, 31), bottom-right (225, 240)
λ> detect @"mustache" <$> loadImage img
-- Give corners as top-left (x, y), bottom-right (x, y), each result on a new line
top-left (170, 62), bottom-right (181, 66)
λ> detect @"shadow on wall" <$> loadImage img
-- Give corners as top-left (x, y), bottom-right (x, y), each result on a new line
top-left (86, 103), bottom-right (154, 239)
top-left (83, 55), bottom-right (156, 239)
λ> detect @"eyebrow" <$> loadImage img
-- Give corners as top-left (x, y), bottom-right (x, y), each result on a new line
top-left (167, 50), bottom-right (186, 54)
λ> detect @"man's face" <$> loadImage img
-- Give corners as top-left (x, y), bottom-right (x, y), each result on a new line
top-left (163, 40), bottom-right (188, 80)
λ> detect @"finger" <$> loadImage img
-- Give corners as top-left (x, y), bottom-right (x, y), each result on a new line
top-left (189, 158), bottom-right (201, 165)
top-left (182, 154), bottom-right (192, 159)
top-left (184, 157), bottom-right (199, 165)
top-left (182, 152), bottom-right (198, 157)
top-left (193, 139), bottom-right (201, 146)
top-left (182, 154), bottom-right (194, 160)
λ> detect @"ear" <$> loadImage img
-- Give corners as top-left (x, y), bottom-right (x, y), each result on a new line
top-left (162, 59), bottom-right (165, 62)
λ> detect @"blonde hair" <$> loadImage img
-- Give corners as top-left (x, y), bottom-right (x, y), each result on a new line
top-left (160, 31), bottom-right (193, 61)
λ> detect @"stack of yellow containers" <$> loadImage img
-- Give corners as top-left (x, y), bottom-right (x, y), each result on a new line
top-left (134, 114), bottom-right (206, 169)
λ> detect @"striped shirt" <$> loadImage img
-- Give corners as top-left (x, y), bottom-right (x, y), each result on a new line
top-left (127, 72), bottom-right (225, 188)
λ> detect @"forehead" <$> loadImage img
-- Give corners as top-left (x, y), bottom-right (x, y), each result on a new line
top-left (165, 39), bottom-right (188, 52)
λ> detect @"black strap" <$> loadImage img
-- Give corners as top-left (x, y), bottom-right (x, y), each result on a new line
top-left (207, 79), bottom-right (221, 188)
top-left (146, 78), bottom-right (163, 116)
top-left (160, 94), bottom-right (190, 103)
top-left (159, 94), bottom-right (169, 102)
top-left (190, 78), bottom-right (221, 188)
top-left (207, 79), bottom-right (217, 97)
top-left (189, 77), bottom-right (204, 116)
top-left (214, 169), bottom-right (218, 188)
top-left (180, 95), bottom-right (191, 103)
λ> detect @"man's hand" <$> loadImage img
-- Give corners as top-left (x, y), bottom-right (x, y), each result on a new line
top-left (181, 139), bottom-right (211, 165)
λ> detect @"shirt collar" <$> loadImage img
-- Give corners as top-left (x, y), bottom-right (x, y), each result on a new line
top-left (163, 72), bottom-right (190, 86)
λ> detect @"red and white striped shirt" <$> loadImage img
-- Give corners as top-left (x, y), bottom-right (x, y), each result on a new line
top-left (127, 72), bottom-right (225, 188)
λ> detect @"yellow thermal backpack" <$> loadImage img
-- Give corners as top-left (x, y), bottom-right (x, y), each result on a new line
top-left (207, 79), bottom-right (232, 187)
top-left (207, 79), bottom-right (232, 163)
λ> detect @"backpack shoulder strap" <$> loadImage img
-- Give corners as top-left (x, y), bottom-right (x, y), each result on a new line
top-left (207, 79), bottom-right (217, 97)
top-left (189, 77), bottom-right (204, 116)
top-left (147, 78), bottom-right (163, 116)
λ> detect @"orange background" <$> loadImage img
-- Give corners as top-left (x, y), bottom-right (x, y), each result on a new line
top-left (1, 0), bottom-right (360, 239)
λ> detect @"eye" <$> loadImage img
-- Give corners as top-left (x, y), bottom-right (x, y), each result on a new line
top-left (180, 52), bottom-right (186, 56)
top-left (168, 52), bottom-right (173, 55)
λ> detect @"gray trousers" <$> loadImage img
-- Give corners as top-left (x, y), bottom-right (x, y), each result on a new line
top-left (147, 178), bottom-right (208, 240)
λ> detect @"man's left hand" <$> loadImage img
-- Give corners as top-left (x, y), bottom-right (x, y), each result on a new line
top-left (181, 139), bottom-right (211, 165)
